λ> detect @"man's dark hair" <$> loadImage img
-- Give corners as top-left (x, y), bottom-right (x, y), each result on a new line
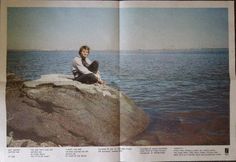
top-left (79, 45), bottom-right (90, 55)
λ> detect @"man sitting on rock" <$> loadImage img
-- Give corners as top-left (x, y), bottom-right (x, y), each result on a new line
top-left (72, 45), bottom-right (105, 84)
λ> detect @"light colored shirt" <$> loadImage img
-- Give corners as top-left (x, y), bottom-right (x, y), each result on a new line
top-left (72, 56), bottom-right (102, 81)
top-left (72, 56), bottom-right (92, 77)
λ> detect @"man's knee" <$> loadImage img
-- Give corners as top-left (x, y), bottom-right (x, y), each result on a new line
top-left (93, 60), bottom-right (99, 65)
top-left (91, 60), bottom-right (99, 68)
top-left (88, 61), bottom-right (99, 73)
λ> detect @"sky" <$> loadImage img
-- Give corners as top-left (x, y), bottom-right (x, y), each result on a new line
top-left (8, 8), bottom-right (119, 51)
top-left (8, 7), bottom-right (228, 51)
top-left (120, 8), bottom-right (228, 50)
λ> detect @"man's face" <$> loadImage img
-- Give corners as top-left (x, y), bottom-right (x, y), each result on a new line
top-left (80, 49), bottom-right (89, 59)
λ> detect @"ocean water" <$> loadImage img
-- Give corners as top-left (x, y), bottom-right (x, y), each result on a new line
top-left (7, 50), bottom-right (229, 119)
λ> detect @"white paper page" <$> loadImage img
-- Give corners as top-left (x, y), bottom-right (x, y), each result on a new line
top-left (119, 1), bottom-right (236, 161)
top-left (1, 1), bottom-right (121, 162)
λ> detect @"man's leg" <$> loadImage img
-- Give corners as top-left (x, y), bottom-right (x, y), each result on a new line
top-left (88, 61), bottom-right (99, 74)
top-left (76, 73), bottom-right (98, 84)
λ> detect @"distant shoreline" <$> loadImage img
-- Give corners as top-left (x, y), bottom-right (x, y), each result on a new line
top-left (7, 48), bottom-right (228, 53)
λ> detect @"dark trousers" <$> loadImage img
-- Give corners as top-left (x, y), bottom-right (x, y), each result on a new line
top-left (75, 61), bottom-right (99, 84)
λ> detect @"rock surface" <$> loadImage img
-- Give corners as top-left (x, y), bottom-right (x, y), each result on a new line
top-left (7, 136), bottom-right (57, 147)
top-left (7, 74), bottom-right (149, 146)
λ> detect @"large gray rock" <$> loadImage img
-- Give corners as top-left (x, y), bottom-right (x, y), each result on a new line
top-left (7, 74), bottom-right (149, 146)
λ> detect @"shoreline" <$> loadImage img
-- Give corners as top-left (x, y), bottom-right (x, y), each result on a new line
top-left (7, 48), bottom-right (228, 54)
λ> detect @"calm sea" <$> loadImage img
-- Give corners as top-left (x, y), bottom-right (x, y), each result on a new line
top-left (7, 50), bottom-right (229, 118)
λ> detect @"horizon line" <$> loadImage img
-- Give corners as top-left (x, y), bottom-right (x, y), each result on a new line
top-left (7, 47), bottom-right (228, 52)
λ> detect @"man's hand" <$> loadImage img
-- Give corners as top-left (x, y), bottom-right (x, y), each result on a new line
top-left (94, 72), bottom-right (105, 84)
top-left (98, 80), bottom-right (105, 84)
